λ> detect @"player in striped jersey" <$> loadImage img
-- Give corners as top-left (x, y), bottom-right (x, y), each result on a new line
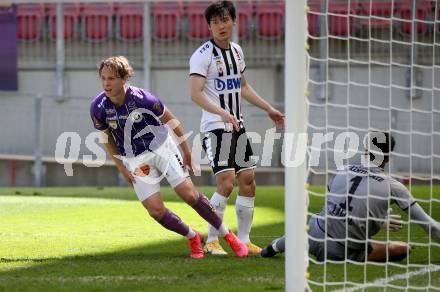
top-left (189, 1), bottom-right (285, 255)
top-left (90, 56), bottom-right (248, 258)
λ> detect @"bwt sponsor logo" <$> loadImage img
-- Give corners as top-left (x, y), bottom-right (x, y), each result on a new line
top-left (214, 78), bottom-right (241, 91)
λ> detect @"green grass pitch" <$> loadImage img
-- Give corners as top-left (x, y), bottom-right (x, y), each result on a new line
top-left (0, 185), bottom-right (439, 291)
top-left (0, 186), bottom-right (284, 291)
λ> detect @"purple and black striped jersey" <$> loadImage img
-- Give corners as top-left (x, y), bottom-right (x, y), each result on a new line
top-left (90, 86), bottom-right (168, 157)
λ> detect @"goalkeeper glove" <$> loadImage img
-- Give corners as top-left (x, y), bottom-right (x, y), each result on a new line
top-left (382, 208), bottom-right (403, 232)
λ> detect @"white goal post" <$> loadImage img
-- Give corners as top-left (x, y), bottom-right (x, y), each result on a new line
top-left (285, 0), bottom-right (308, 291)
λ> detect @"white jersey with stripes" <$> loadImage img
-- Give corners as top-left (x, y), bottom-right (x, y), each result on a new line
top-left (190, 39), bottom-right (246, 132)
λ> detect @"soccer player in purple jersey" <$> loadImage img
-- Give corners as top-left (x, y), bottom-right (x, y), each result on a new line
top-left (90, 56), bottom-right (248, 258)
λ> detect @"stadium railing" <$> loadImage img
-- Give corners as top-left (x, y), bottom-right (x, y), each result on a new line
top-left (15, 0), bottom-right (286, 69)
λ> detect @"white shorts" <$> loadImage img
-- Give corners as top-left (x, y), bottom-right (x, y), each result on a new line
top-left (123, 136), bottom-right (189, 202)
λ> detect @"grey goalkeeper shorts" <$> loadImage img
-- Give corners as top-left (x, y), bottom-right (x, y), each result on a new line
top-left (308, 217), bottom-right (372, 262)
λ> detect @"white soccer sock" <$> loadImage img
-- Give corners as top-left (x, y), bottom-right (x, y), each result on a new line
top-left (217, 224), bottom-right (228, 237)
top-left (186, 228), bottom-right (196, 239)
top-left (207, 192), bottom-right (228, 243)
top-left (235, 195), bottom-right (255, 244)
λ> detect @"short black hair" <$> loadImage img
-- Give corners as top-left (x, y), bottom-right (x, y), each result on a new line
top-left (204, 1), bottom-right (236, 24)
top-left (368, 132), bottom-right (396, 161)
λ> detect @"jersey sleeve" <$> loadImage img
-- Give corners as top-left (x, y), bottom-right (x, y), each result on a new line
top-left (234, 44), bottom-right (246, 73)
top-left (390, 179), bottom-right (416, 210)
top-left (189, 48), bottom-right (210, 78)
top-left (90, 101), bottom-right (108, 131)
top-left (139, 90), bottom-right (166, 118)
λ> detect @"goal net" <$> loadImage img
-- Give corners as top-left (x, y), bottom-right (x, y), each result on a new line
top-left (304, 0), bottom-right (440, 290)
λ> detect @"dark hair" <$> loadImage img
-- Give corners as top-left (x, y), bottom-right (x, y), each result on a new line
top-left (204, 1), bottom-right (236, 24)
top-left (368, 132), bottom-right (396, 161)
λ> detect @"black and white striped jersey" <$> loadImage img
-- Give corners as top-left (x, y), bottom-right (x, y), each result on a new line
top-left (190, 39), bottom-right (246, 132)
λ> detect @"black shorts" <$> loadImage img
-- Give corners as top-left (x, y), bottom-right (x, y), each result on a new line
top-left (201, 128), bottom-right (256, 175)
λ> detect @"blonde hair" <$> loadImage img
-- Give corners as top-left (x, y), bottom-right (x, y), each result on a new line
top-left (98, 56), bottom-right (134, 79)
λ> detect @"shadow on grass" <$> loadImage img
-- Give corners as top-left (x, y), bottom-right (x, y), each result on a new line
top-left (0, 223), bottom-right (285, 292)
top-left (0, 186), bottom-right (285, 212)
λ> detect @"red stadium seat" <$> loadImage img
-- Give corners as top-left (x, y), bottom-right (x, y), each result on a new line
top-left (47, 4), bottom-right (80, 40)
top-left (16, 4), bottom-right (45, 41)
top-left (399, 0), bottom-right (431, 34)
top-left (82, 4), bottom-right (113, 41)
top-left (237, 1), bottom-right (253, 38)
top-left (307, 0), bottom-right (321, 37)
top-left (255, 1), bottom-right (285, 38)
top-left (151, 2), bottom-right (184, 40)
top-left (360, 0), bottom-right (397, 29)
top-left (186, 2), bottom-right (211, 39)
top-left (115, 3), bottom-right (144, 40)
top-left (328, 1), bottom-right (360, 36)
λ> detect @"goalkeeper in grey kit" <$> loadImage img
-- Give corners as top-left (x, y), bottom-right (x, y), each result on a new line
top-left (262, 132), bottom-right (440, 261)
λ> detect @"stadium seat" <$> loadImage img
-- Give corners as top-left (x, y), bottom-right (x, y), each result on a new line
top-left (151, 2), bottom-right (184, 40)
top-left (16, 4), bottom-right (45, 41)
top-left (237, 1), bottom-right (253, 38)
top-left (307, 0), bottom-right (321, 37)
top-left (115, 3), bottom-right (144, 41)
top-left (360, 0), bottom-right (397, 29)
top-left (47, 4), bottom-right (80, 40)
top-left (399, 0), bottom-right (432, 34)
top-left (186, 2), bottom-right (211, 39)
top-left (81, 4), bottom-right (113, 41)
top-left (328, 1), bottom-right (360, 36)
top-left (255, 1), bottom-right (285, 38)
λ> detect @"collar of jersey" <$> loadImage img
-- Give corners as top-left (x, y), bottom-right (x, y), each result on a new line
top-left (210, 39), bottom-right (231, 51)
top-left (107, 86), bottom-right (132, 109)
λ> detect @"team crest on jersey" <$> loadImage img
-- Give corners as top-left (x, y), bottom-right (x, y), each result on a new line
top-left (108, 120), bottom-right (117, 129)
top-left (216, 60), bottom-right (224, 75)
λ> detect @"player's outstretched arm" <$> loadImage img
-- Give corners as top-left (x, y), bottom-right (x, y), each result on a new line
top-left (240, 74), bottom-right (285, 129)
top-left (100, 129), bottom-right (135, 185)
top-left (406, 203), bottom-right (440, 243)
top-left (190, 75), bottom-right (240, 131)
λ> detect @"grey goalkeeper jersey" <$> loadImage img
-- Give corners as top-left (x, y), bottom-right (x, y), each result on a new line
top-left (315, 163), bottom-right (415, 250)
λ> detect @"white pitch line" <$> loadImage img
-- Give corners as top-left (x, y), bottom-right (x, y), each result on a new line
top-left (335, 265), bottom-right (440, 292)
top-left (0, 275), bottom-right (282, 284)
